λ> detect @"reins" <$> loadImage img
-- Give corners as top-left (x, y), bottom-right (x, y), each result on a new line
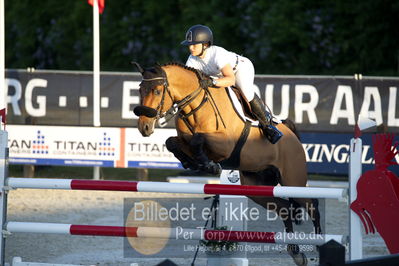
top-left (202, 86), bottom-right (227, 130)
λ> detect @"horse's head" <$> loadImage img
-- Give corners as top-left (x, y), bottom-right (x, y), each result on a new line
top-left (132, 62), bottom-right (173, 136)
top-left (133, 62), bottom-right (208, 136)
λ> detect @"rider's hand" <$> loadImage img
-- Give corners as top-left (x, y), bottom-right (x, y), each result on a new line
top-left (200, 77), bottom-right (216, 88)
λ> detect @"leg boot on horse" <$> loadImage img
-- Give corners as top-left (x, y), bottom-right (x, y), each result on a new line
top-left (190, 133), bottom-right (222, 175)
top-left (165, 137), bottom-right (199, 170)
top-left (166, 135), bottom-right (222, 175)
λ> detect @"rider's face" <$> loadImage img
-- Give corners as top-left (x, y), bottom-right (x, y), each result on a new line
top-left (188, 43), bottom-right (204, 57)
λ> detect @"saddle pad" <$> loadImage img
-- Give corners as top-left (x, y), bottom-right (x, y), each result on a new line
top-left (225, 87), bottom-right (280, 126)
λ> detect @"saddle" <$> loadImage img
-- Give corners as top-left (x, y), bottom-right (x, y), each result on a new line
top-left (229, 86), bottom-right (257, 121)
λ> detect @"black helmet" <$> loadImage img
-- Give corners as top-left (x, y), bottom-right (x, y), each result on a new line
top-left (181, 25), bottom-right (213, 46)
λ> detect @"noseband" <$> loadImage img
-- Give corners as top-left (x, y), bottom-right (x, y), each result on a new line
top-left (133, 73), bottom-right (171, 120)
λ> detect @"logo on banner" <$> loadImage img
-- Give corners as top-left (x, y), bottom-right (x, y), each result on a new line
top-left (99, 132), bottom-right (115, 157)
top-left (9, 130), bottom-right (48, 155)
top-left (32, 130), bottom-right (49, 154)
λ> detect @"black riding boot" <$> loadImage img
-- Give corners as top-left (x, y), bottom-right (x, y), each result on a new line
top-left (249, 94), bottom-right (283, 144)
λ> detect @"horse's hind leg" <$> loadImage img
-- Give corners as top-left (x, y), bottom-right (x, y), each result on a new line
top-left (240, 169), bottom-right (296, 230)
top-left (290, 197), bottom-right (321, 234)
top-left (241, 169), bottom-right (308, 266)
top-left (246, 195), bottom-right (307, 265)
top-left (281, 166), bottom-right (322, 234)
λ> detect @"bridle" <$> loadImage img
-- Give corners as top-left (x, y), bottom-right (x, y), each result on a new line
top-left (134, 66), bottom-right (226, 133)
top-left (138, 74), bottom-right (174, 125)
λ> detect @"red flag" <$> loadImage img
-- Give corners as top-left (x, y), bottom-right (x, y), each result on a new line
top-left (354, 123), bottom-right (362, 139)
top-left (88, 0), bottom-right (105, 14)
top-left (0, 108), bottom-right (6, 130)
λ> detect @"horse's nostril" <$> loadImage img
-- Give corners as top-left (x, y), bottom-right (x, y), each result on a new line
top-left (145, 124), bottom-right (150, 132)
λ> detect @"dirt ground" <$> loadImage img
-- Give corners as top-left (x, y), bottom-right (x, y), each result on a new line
top-left (4, 188), bottom-right (389, 266)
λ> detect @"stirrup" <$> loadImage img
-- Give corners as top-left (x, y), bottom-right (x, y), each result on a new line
top-left (262, 124), bottom-right (283, 144)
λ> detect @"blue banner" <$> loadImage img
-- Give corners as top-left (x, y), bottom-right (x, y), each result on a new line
top-left (302, 133), bottom-right (399, 175)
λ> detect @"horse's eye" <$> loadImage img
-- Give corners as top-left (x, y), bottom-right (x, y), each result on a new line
top-left (154, 89), bottom-right (161, 96)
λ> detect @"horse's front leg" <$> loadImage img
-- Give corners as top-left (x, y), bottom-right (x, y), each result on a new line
top-left (190, 133), bottom-right (222, 175)
top-left (165, 136), bottom-right (199, 170)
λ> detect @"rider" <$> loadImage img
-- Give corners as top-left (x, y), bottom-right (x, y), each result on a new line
top-left (181, 24), bottom-right (283, 144)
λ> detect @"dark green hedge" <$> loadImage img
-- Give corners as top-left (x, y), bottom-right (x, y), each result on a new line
top-left (5, 0), bottom-right (399, 75)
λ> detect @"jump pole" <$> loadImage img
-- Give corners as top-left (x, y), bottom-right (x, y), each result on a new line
top-left (347, 114), bottom-right (377, 260)
top-left (5, 178), bottom-right (346, 199)
top-left (5, 221), bottom-right (345, 246)
top-left (0, 130), bottom-right (7, 264)
top-left (349, 137), bottom-right (363, 260)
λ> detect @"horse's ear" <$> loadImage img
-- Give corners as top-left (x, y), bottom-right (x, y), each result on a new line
top-left (131, 61), bottom-right (144, 74)
top-left (154, 63), bottom-right (164, 74)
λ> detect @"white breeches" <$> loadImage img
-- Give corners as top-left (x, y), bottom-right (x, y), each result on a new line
top-left (235, 56), bottom-right (256, 101)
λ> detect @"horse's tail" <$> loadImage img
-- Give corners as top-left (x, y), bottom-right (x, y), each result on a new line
top-left (282, 119), bottom-right (300, 140)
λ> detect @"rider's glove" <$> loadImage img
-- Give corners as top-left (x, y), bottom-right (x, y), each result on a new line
top-left (200, 77), bottom-right (217, 88)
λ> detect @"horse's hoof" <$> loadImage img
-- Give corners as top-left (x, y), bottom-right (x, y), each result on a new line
top-left (288, 250), bottom-right (308, 266)
top-left (208, 162), bottom-right (222, 175)
top-left (199, 161), bottom-right (222, 175)
top-left (287, 244), bottom-right (308, 266)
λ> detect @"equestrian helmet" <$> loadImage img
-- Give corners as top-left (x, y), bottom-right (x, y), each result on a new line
top-left (181, 25), bottom-right (213, 46)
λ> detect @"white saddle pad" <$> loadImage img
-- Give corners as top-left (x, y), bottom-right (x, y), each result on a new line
top-left (225, 87), bottom-right (281, 126)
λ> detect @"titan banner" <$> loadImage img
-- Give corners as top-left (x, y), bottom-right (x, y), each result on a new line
top-left (8, 125), bottom-right (180, 169)
top-left (5, 69), bottom-right (399, 132)
top-left (7, 125), bottom-right (399, 175)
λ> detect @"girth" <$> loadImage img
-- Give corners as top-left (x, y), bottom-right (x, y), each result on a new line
top-left (219, 120), bottom-right (252, 169)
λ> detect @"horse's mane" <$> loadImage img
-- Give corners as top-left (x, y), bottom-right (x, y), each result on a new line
top-left (161, 62), bottom-right (207, 81)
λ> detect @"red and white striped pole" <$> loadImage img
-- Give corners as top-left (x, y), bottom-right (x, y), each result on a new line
top-left (6, 221), bottom-right (344, 246)
top-left (6, 178), bottom-right (346, 199)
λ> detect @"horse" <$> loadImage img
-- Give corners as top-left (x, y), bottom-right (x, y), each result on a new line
top-left (132, 62), bottom-right (320, 265)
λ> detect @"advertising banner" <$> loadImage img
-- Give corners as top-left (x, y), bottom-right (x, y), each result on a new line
top-left (123, 128), bottom-right (181, 169)
top-left (7, 126), bottom-right (399, 175)
top-left (301, 133), bottom-right (399, 175)
top-left (8, 125), bottom-right (121, 167)
top-left (5, 70), bottom-right (399, 133)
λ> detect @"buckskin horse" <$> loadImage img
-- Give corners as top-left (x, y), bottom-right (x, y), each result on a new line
top-left (133, 62), bottom-right (320, 265)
